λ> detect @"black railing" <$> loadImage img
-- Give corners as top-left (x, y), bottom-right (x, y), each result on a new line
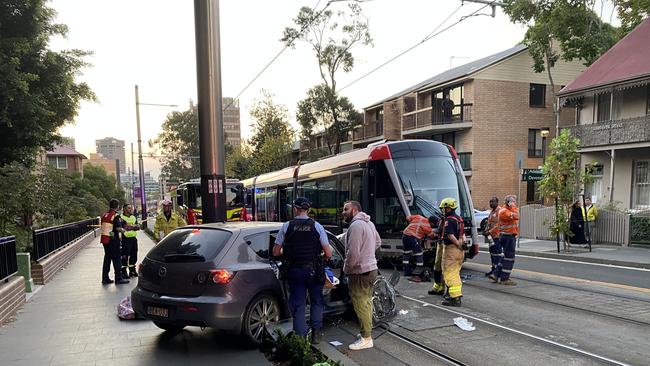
top-left (32, 217), bottom-right (99, 261)
top-left (353, 119), bottom-right (384, 141)
top-left (0, 236), bottom-right (18, 282)
top-left (432, 103), bottom-right (473, 124)
top-left (458, 152), bottom-right (472, 171)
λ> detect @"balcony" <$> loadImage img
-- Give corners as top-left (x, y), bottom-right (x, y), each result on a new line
top-left (403, 104), bottom-right (473, 135)
top-left (568, 114), bottom-right (650, 149)
top-left (353, 119), bottom-right (384, 142)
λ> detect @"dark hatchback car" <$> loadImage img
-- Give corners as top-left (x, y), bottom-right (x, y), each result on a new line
top-left (131, 222), bottom-right (354, 344)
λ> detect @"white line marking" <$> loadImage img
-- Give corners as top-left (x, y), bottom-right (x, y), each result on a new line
top-left (478, 250), bottom-right (650, 272)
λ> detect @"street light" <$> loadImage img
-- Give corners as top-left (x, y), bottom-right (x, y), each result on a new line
top-left (134, 85), bottom-right (177, 228)
top-left (540, 129), bottom-right (550, 165)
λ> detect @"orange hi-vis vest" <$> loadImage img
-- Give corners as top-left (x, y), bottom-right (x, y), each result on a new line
top-left (487, 206), bottom-right (501, 238)
top-left (403, 214), bottom-right (433, 240)
top-left (100, 210), bottom-right (118, 244)
top-left (498, 205), bottom-right (519, 236)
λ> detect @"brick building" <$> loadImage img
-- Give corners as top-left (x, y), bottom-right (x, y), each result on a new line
top-left (40, 145), bottom-right (87, 177)
top-left (353, 44), bottom-right (585, 209)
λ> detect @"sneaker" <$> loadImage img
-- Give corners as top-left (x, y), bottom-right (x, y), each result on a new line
top-left (311, 330), bottom-right (322, 345)
top-left (101, 279), bottom-right (113, 285)
top-left (349, 337), bottom-right (373, 350)
top-left (428, 288), bottom-right (444, 295)
top-left (499, 279), bottom-right (517, 286)
top-left (488, 274), bottom-right (498, 282)
top-left (441, 296), bottom-right (462, 307)
top-left (115, 279), bottom-right (130, 285)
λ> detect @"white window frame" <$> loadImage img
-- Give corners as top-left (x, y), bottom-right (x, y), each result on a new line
top-left (632, 160), bottom-right (650, 210)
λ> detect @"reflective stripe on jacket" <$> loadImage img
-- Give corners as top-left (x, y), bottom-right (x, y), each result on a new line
top-left (403, 215), bottom-right (433, 240)
top-left (498, 205), bottom-right (519, 235)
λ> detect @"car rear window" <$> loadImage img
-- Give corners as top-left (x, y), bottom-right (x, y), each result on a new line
top-left (147, 228), bottom-right (232, 262)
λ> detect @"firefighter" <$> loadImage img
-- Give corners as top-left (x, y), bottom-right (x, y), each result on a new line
top-left (100, 199), bottom-right (129, 285)
top-left (153, 199), bottom-right (187, 242)
top-left (439, 197), bottom-right (464, 307)
top-left (401, 214), bottom-right (435, 281)
top-left (493, 195), bottom-right (519, 285)
top-left (120, 203), bottom-right (140, 278)
top-left (485, 197), bottom-right (503, 279)
top-left (427, 215), bottom-right (446, 295)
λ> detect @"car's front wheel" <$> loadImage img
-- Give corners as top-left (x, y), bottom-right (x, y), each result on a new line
top-left (153, 321), bottom-right (185, 333)
top-left (242, 294), bottom-right (280, 345)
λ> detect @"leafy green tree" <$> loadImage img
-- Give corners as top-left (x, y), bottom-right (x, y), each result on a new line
top-left (0, 0), bottom-right (95, 167)
top-left (248, 90), bottom-right (293, 152)
top-left (225, 143), bottom-right (254, 180)
top-left (282, 3), bottom-right (371, 154)
top-left (613, 0), bottom-right (650, 34)
top-left (538, 130), bottom-right (592, 249)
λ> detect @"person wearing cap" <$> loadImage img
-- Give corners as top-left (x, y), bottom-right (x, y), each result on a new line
top-left (272, 197), bottom-right (332, 345)
top-left (153, 199), bottom-right (187, 242)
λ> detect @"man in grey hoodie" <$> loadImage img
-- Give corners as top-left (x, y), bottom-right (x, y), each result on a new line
top-left (342, 200), bottom-right (381, 350)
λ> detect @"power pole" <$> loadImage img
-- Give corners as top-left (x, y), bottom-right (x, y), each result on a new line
top-left (461, 0), bottom-right (505, 17)
top-left (131, 143), bottom-right (136, 210)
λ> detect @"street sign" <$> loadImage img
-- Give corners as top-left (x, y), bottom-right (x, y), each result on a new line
top-left (522, 168), bottom-right (543, 182)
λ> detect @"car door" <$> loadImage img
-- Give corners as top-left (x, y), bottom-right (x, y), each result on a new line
top-left (323, 233), bottom-right (350, 315)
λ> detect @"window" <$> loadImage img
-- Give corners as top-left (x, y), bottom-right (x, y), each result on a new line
top-left (528, 129), bottom-right (545, 158)
top-left (529, 84), bottom-right (546, 107)
top-left (351, 171), bottom-right (363, 204)
top-left (316, 177), bottom-right (337, 225)
top-left (245, 232), bottom-right (271, 260)
top-left (585, 164), bottom-right (604, 202)
top-left (266, 188), bottom-right (277, 221)
top-left (255, 188), bottom-right (266, 221)
top-left (148, 228), bottom-right (232, 262)
top-left (597, 92), bottom-right (611, 122)
top-left (47, 156), bottom-right (68, 169)
top-left (633, 160), bottom-right (650, 209)
top-left (526, 181), bottom-right (540, 203)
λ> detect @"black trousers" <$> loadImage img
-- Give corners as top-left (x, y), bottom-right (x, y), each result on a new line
top-left (121, 237), bottom-right (138, 270)
top-left (102, 239), bottom-right (122, 281)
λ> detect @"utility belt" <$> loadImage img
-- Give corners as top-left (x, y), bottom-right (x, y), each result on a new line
top-left (500, 232), bottom-right (517, 237)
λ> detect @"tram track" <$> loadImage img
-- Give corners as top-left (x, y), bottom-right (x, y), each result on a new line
top-left (397, 294), bottom-right (634, 366)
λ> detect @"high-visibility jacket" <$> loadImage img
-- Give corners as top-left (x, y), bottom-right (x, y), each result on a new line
top-left (154, 212), bottom-right (187, 241)
top-left (403, 215), bottom-right (433, 240)
top-left (100, 210), bottom-right (118, 244)
top-left (487, 206), bottom-right (501, 238)
top-left (498, 205), bottom-right (519, 236)
top-left (581, 205), bottom-right (598, 222)
top-left (120, 214), bottom-right (138, 238)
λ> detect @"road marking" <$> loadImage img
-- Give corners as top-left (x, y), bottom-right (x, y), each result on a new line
top-left (464, 262), bottom-right (650, 294)
top-left (478, 249), bottom-right (650, 272)
top-left (400, 294), bottom-right (632, 366)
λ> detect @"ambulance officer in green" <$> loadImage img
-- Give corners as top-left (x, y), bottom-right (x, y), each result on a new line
top-left (120, 203), bottom-right (141, 278)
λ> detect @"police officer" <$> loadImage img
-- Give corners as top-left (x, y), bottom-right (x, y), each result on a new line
top-left (100, 199), bottom-right (129, 285)
top-left (439, 198), bottom-right (464, 307)
top-left (272, 197), bottom-right (332, 345)
top-left (120, 203), bottom-right (140, 278)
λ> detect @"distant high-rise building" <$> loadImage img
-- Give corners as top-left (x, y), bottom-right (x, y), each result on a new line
top-left (95, 137), bottom-right (126, 174)
top-left (222, 97), bottom-right (241, 146)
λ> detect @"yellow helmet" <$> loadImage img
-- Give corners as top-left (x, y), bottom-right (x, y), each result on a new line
top-left (439, 197), bottom-right (458, 210)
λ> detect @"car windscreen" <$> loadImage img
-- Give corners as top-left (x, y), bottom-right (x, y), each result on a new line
top-left (147, 228), bottom-right (232, 263)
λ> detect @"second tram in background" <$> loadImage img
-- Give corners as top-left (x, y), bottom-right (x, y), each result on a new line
top-left (170, 178), bottom-right (247, 224)
top-left (241, 140), bottom-right (479, 261)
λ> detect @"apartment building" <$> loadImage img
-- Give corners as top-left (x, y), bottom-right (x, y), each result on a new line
top-left (40, 145), bottom-right (87, 176)
top-left (353, 44), bottom-right (585, 208)
top-left (560, 18), bottom-right (650, 210)
top-left (95, 137), bottom-right (126, 174)
top-left (223, 97), bottom-right (241, 147)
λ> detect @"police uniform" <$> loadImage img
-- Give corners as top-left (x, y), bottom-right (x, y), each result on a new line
top-left (120, 213), bottom-right (139, 277)
top-left (275, 199), bottom-right (329, 337)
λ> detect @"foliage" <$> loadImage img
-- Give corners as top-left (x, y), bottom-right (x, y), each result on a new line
top-left (282, 3), bottom-right (371, 154)
top-left (268, 329), bottom-right (341, 366)
top-left (225, 143), bottom-right (254, 180)
top-left (152, 103), bottom-right (201, 183)
top-left (630, 215), bottom-right (650, 245)
top-left (538, 130), bottom-right (591, 245)
top-left (612, 0), bottom-right (650, 34)
top-left (0, 0), bottom-right (95, 167)
top-left (248, 90), bottom-right (293, 152)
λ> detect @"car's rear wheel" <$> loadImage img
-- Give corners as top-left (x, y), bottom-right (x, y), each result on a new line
top-left (242, 294), bottom-right (280, 345)
top-left (153, 321), bottom-right (185, 333)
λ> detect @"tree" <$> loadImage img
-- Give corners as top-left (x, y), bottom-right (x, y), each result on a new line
top-left (538, 129), bottom-right (592, 250)
top-left (0, 0), bottom-right (95, 166)
top-left (282, 3), bottom-right (371, 154)
top-left (613, 0), bottom-right (650, 34)
top-left (503, 0), bottom-right (618, 133)
top-left (152, 103), bottom-right (201, 183)
top-left (248, 90), bottom-right (293, 152)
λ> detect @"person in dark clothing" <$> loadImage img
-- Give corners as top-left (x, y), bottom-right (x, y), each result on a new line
top-left (569, 201), bottom-right (587, 245)
top-left (272, 197), bottom-right (332, 345)
top-left (100, 199), bottom-right (129, 285)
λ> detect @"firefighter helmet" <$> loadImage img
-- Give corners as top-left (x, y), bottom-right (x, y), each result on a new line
top-left (439, 197), bottom-right (458, 210)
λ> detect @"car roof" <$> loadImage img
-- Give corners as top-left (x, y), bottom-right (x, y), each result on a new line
top-left (188, 221), bottom-right (284, 233)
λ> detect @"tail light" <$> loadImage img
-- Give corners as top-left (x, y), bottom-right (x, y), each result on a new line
top-left (210, 269), bottom-right (234, 284)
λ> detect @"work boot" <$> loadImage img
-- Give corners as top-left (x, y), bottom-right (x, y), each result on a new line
top-left (102, 278), bottom-right (113, 285)
top-left (428, 285), bottom-right (444, 295)
top-left (349, 336), bottom-right (373, 350)
top-left (441, 296), bottom-right (462, 307)
top-left (115, 279), bottom-right (130, 285)
top-left (488, 274), bottom-right (498, 282)
top-left (485, 270), bottom-right (494, 277)
top-left (129, 269), bottom-right (138, 277)
top-left (121, 268), bottom-right (129, 279)
top-left (311, 329), bottom-right (322, 345)
top-left (499, 279), bottom-right (517, 286)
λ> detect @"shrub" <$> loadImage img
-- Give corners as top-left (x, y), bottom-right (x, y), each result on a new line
top-left (630, 216), bottom-right (650, 245)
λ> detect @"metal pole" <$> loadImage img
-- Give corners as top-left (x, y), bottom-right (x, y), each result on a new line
top-left (135, 85), bottom-right (148, 228)
top-left (194, 0), bottom-right (226, 223)
top-left (555, 197), bottom-right (560, 253)
top-left (131, 142), bottom-right (136, 210)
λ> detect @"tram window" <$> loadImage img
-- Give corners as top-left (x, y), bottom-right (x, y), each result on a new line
top-left (351, 171), bottom-right (363, 204)
top-left (256, 188), bottom-right (266, 221)
top-left (338, 173), bottom-right (350, 224)
top-left (279, 186), bottom-right (293, 220)
top-left (266, 188), bottom-right (278, 222)
top-left (317, 177), bottom-right (337, 225)
top-left (301, 181), bottom-right (318, 218)
top-left (374, 162), bottom-right (406, 231)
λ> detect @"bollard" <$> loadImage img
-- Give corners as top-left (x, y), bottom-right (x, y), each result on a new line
top-left (16, 253), bottom-right (33, 292)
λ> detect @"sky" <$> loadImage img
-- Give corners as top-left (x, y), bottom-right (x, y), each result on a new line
top-left (49, 0), bottom-right (617, 178)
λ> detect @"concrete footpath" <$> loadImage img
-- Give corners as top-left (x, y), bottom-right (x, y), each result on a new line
top-left (0, 231), bottom-right (270, 366)
top-left (480, 238), bottom-right (650, 269)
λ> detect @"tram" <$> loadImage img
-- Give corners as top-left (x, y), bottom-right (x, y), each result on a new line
top-left (170, 179), bottom-right (246, 223)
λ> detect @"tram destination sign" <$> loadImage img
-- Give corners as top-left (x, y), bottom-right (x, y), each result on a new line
top-left (521, 168), bottom-right (543, 182)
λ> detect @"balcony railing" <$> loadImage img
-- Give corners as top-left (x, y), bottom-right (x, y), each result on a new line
top-left (0, 236), bottom-right (18, 282)
top-left (568, 114), bottom-right (650, 148)
top-left (353, 119), bottom-right (384, 141)
top-left (458, 152), bottom-right (472, 171)
top-left (403, 104), bottom-right (473, 131)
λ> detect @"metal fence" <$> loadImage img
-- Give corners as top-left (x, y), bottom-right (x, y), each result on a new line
top-left (0, 236), bottom-right (18, 282)
top-left (32, 217), bottom-right (99, 261)
top-left (519, 205), bottom-right (630, 246)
